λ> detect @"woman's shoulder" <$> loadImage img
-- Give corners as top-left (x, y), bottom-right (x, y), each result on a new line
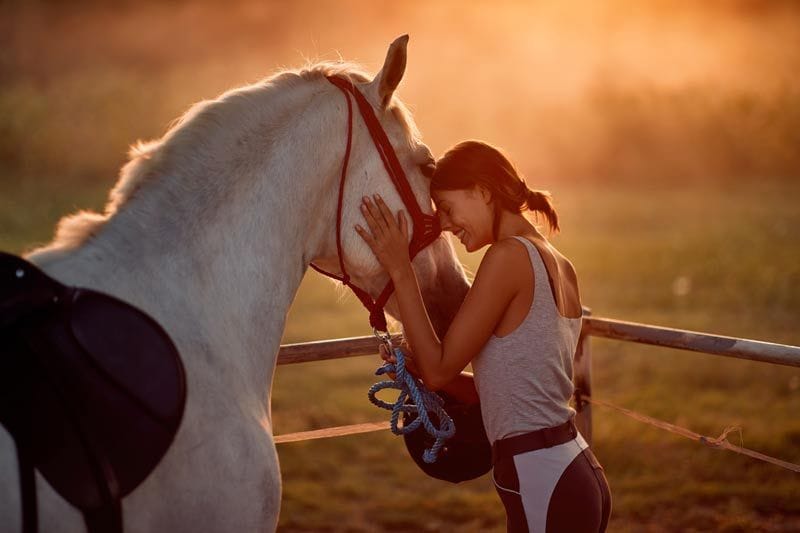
top-left (483, 237), bottom-right (531, 265)
top-left (477, 237), bottom-right (534, 284)
top-left (486, 234), bottom-right (579, 288)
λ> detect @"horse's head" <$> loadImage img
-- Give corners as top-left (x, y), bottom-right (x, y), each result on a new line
top-left (34, 33), bottom-right (469, 342)
top-left (310, 36), bottom-right (469, 338)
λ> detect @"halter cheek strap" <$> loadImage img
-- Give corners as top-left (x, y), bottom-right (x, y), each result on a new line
top-left (309, 75), bottom-right (441, 332)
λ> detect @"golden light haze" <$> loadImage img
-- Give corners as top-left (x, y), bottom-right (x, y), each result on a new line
top-left (2, 4), bottom-right (799, 531)
top-left (2, 0), bottom-right (798, 186)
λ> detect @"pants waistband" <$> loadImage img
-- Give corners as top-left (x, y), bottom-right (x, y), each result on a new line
top-left (491, 419), bottom-right (578, 464)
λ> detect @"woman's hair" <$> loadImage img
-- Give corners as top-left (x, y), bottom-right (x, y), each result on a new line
top-left (431, 140), bottom-right (559, 238)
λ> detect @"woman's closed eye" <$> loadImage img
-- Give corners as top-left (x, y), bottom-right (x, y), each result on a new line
top-left (436, 206), bottom-right (452, 223)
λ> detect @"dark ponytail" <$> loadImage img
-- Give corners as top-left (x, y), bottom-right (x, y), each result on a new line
top-left (432, 140), bottom-right (560, 236)
top-left (524, 188), bottom-right (560, 233)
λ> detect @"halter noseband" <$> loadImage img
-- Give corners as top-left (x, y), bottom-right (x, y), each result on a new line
top-left (309, 75), bottom-right (441, 332)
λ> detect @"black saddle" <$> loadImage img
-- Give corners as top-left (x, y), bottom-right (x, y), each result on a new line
top-left (402, 393), bottom-right (492, 483)
top-left (0, 252), bottom-right (186, 533)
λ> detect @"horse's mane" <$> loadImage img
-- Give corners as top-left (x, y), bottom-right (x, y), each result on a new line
top-left (48, 61), bottom-right (419, 251)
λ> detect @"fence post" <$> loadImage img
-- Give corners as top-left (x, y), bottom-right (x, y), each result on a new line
top-left (574, 307), bottom-right (593, 446)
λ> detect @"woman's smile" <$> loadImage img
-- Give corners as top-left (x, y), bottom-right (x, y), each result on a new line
top-left (432, 187), bottom-right (487, 249)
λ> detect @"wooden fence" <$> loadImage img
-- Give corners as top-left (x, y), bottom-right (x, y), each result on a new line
top-left (277, 310), bottom-right (800, 446)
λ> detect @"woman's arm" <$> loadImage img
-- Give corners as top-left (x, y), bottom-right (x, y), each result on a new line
top-left (440, 372), bottom-right (480, 404)
top-left (357, 195), bottom-right (526, 390)
top-left (381, 343), bottom-right (479, 404)
top-left (388, 242), bottom-right (522, 389)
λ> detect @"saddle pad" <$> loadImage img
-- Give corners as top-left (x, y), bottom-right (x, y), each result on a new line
top-left (403, 394), bottom-right (492, 483)
top-left (0, 252), bottom-right (186, 512)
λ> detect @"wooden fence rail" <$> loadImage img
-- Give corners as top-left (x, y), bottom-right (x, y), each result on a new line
top-left (582, 317), bottom-right (800, 368)
top-left (277, 314), bottom-right (800, 446)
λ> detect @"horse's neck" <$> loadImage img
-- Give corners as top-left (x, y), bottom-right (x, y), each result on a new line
top-left (30, 83), bottom-right (344, 411)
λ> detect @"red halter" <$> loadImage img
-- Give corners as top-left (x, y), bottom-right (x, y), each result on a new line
top-left (309, 75), bottom-right (441, 332)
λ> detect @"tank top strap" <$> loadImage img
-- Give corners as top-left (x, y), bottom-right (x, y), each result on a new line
top-left (510, 235), bottom-right (558, 314)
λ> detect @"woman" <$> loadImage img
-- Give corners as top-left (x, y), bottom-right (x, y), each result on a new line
top-left (355, 140), bottom-right (611, 532)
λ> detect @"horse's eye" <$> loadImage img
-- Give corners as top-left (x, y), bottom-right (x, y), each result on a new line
top-left (419, 161), bottom-right (435, 178)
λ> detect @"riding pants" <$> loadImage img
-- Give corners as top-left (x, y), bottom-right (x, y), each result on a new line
top-left (492, 433), bottom-right (612, 532)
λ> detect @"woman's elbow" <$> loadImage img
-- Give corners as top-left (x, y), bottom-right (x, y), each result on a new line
top-left (422, 371), bottom-right (452, 392)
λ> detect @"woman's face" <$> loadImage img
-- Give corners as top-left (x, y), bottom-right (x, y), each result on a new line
top-left (432, 185), bottom-right (494, 252)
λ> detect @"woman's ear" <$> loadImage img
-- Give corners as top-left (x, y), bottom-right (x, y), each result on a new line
top-left (476, 183), bottom-right (493, 204)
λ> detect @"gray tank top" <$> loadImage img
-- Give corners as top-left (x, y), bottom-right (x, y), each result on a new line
top-left (472, 236), bottom-right (582, 443)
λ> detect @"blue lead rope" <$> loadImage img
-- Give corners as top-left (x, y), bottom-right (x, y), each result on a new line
top-left (368, 347), bottom-right (455, 463)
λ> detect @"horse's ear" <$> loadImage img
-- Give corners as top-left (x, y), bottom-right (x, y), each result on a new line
top-left (369, 34), bottom-right (409, 110)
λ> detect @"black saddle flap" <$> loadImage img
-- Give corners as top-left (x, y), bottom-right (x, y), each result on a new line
top-left (0, 252), bottom-right (186, 512)
top-left (69, 290), bottom-right (185, 423)
top-left (402, 394), bottom-right (492, 484)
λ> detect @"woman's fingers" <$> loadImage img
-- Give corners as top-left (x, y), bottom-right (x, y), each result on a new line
top-left (363, 195), bottom-right (402, 234)
top-left (354, 224), bottom-right (375, 247)
top-left (365, 197), bottom-right (390, 229)
top-left (373, 195), bottom-right (395, 229)
top-left (356, 196), bottom-right (412, 275)
top-left (360, 200), bottom-right (384, 237)
top-left (378, 344), bottom-right (396, 363)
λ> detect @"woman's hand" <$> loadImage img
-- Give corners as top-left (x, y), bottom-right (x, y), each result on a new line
top-left (378, 343), bottom-right (397, 379)
top-left (355, 194), bottom-right (412, 280)
top-left (379, 342), bottom-right (421, 378)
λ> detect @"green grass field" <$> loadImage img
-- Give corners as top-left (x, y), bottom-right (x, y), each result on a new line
top-left (4, 179), bottom-right (798, 532)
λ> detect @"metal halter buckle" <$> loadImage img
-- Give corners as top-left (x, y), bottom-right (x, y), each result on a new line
top-left (373, 328), bottom-right (393, 350)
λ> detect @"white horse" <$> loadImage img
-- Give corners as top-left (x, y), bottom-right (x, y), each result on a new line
top-left (0, 36), bottom-right (469, 532)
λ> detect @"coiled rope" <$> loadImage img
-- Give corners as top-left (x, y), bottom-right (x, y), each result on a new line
top-left (367, 347), bottom-right (455, 463)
